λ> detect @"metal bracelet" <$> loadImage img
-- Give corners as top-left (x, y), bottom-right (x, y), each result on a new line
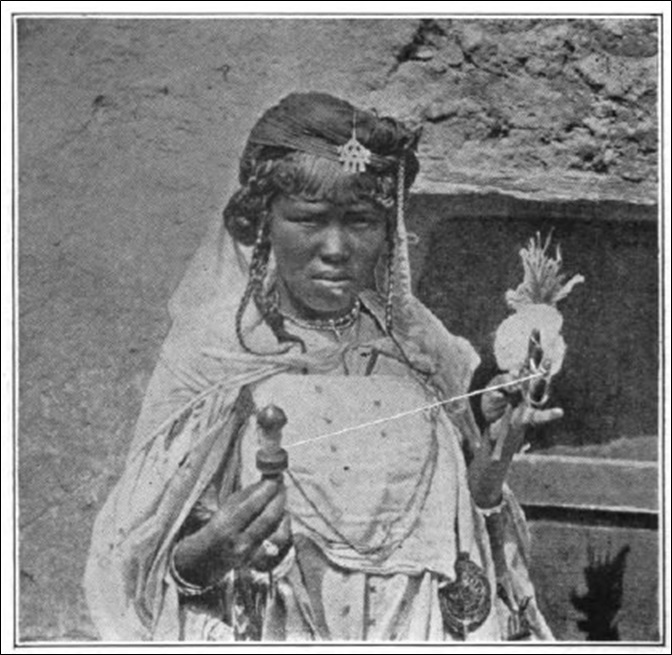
top-left (475, 497), bottom-right (506, 517)
top-left (168, 547), bottom-right (217, 597)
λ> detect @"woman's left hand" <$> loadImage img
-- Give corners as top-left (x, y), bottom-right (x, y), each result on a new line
top-left (480, 374), bottom-right (512, 425)
top-left (469, 376), bottom-right (563, 509)
top-left (488, 399), bottom-right (564, 462)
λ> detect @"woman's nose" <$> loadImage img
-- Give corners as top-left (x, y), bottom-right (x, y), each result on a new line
top-left (319, 225), bottom-right (350, 263)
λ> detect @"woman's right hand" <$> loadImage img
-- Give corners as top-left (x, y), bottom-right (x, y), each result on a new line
top-left (172, 478), bottom-right (288, 590)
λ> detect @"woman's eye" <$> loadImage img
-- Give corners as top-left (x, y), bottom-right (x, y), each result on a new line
top-left (344, 213), bottom-right (382, 227)
top-left (284, 211), bottom-right (383, 228)
top-left (288, 214), bottom-right (326, 226)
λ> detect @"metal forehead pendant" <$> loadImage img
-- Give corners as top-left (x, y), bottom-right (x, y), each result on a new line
top-left (337, 129), bottom-right (372, 173)
top-left (438, 552), bottom-right (492, 639)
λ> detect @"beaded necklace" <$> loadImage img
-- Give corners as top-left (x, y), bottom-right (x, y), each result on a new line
top-left (268, 285), bottom-right (362, 338)
top-left (283, 298), bottom-right (361, 337)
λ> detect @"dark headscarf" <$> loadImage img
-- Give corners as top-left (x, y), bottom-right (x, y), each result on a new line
top-left (240, 92), bottom-right (421, 185)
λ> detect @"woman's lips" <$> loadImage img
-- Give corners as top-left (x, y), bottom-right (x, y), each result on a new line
top-left (312, 272), bottom-right (351, 282)
top-left (311, 274), bottom-right (353, 291)
top-left (313, 279), bottom-right (351, 288)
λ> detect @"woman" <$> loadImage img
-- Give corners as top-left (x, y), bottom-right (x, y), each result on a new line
top-left (85, 93), bottom-right (559, 641)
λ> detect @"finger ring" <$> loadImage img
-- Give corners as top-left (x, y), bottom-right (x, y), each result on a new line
top-left (261, 539), bottom-right (280, 558)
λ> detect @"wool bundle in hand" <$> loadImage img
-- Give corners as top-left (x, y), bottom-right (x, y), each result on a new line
top-left (494, 233), bottom-right (584, 381)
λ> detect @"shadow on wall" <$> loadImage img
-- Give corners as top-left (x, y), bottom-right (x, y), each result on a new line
top-left (572, 544), bottom-right (631, 641)
top-left (410, 193), bottom-right (658, 449)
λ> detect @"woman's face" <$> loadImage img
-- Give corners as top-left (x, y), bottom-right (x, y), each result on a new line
top-left (270, 194), bottom-right (388, 320)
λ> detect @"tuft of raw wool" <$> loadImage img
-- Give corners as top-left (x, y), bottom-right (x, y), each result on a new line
top-left (494, 233), bottom-right (584, 375)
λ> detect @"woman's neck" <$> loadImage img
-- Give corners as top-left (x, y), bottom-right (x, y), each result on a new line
top-left (275, 280), bottom-right (359, 323)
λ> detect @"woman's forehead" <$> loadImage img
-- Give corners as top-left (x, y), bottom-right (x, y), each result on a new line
top-left (274, 194), bottom-right (386, 215)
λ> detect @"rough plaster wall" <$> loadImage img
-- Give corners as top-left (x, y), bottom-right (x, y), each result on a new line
top-left (17, 18), bottom-right (658, 640)
top-left (374, 18), bottom-right (658, 203)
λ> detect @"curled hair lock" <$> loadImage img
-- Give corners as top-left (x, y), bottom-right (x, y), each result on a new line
top-left (234, 212), bottom-right (307, 355)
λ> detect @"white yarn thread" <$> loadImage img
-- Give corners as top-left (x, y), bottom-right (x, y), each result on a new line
top-left (285, 371), bottom-right (543, 450)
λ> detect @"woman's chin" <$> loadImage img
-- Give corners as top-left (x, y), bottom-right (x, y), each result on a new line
top-left (299, 289), bottom-right (357, 319)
